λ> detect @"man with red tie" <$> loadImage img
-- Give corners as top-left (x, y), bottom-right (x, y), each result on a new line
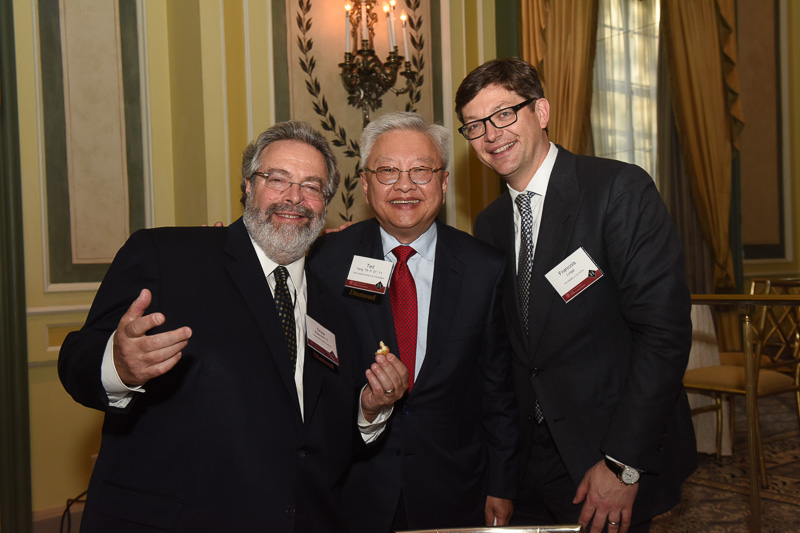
top-left (308, 111), bottom-right (518, 532)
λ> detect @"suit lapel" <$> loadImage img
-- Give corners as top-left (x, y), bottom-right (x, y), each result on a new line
top-left (223, 219), bottom-right (303, 419)
top-left (414, 221), bottom-right (463, 392)
top-left (301, 271), bottom-right (327, 425)
top-left (526, 148), bottom-right (583, 362)
top-left (487, 193), bottom-right (531, 364)
top-left (355, 220), bottom-right (399, 357)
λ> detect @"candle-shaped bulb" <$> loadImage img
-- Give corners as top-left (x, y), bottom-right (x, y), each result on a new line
top-left (400, 10), bottom-right (410, 58)
top-left (345, 4), bottom-right (352, 54)
top-left (383, 3), bottom-right (395, 49)
top-left (361, 2), bottom-right (368, 42)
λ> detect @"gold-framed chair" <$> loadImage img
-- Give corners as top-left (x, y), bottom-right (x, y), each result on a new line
top-left (684, 281), bottom-right (800, 488)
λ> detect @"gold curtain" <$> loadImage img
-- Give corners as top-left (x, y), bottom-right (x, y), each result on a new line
top-left (661, 0), bottom-right (742, 292)
top-left (519, 0), bottom-right (599, 153)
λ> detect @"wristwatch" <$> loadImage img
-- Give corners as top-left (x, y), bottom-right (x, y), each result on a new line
top-left (604, 457), bottom-right (640, 485)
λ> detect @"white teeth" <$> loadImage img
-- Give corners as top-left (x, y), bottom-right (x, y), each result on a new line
top-left (491, 142), bottom-right (515, 154)
top-left (390, 200), bottom-right (419, 204)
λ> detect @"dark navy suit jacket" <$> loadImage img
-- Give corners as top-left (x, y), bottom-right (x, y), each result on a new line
top-left (308, 219), bottom-right (518, 532)
top-left (59, 218), bottom-right (359, 533)
top-left (474, 147), bottom-right (697, 522)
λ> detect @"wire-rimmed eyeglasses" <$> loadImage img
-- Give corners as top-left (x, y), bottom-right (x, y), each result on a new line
top-left (250, 171), bottom-right (326, 201)
top-left (458, 98), bottom-right (538, 140)
top-left (362, 166), bottom-right (445, 186)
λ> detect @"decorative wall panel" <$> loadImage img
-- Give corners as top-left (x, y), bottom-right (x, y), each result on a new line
top-left (284, 0), bottom-right (436, 225)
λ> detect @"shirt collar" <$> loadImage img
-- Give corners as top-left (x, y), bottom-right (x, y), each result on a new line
top-left (507, 141), bottom-right (558, 202)
top-left (379, 220), bottom-right (437, 262)
top-left (248, 235), bottom-right (306, 287)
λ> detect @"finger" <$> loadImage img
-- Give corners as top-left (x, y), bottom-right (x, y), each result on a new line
top-left (379, 353), bottom-right (409, 392)
top-left (589, 513), bottom-right (608, 533)
top-left (133, 327), bottom-right (193, 355)
top-left (119, 289), bottom-right (153, 328)
top-left (606, 516), bottom-right (621, 532)
top-left (365, 365), bottom-right (394, 397)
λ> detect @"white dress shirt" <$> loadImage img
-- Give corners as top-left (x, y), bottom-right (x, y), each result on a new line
top-left (507, 142), bottom-right (558, 270)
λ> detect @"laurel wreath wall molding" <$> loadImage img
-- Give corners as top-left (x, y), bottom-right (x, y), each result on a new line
top-left (294, 0), bottom-right (427, 223)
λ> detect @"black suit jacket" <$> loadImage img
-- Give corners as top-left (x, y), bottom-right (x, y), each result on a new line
top-left (59, 218), bottom-right (360, 533)
top-left (474, 147), bottom-right (697, 522)
top-left (308, 219), bottom-right (518, 532)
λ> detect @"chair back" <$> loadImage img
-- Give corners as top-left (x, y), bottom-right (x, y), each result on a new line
top-left (748, 278), bottom-right (800, 369)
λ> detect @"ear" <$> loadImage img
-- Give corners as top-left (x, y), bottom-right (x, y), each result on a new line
top-left (440, 171), bottom-right (449, 204)
top-left (361, 172), bottom-right (370, 207)
top-left (245, 177), bottom-right (253, 196)
top-left (535, 98), bottom-right (551, 130)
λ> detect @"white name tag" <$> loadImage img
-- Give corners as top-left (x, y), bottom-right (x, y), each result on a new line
top-left (345, 255), bottom-right (394, 295)
top-left (306, 316), bottom-right (339, 367)
top-left (545, 247), bottom-right (604, 303)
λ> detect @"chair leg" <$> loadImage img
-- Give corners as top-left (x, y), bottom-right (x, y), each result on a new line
top-left (714, 394), bottom-right (723, 459)
top-left (754, 404), bottom-right (768, 489)
top-left (795, 388), bottom-right (800, 428)
top-left (728, 394), bottom-right (735, 454)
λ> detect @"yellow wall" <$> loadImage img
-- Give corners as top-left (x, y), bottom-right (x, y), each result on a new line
top-left (14, 0), bottom-right (274, 515)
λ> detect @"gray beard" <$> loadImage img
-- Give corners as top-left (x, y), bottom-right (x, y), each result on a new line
top-left (243, 198), bottom-right (326, 265)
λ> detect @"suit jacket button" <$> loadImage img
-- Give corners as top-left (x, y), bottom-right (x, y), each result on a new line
top-left (296, 449), bottom-right (306, 459)
top-left (530, 368), bottom-right (539, 378)
top-left (286, 505), bottom-right (296, 517)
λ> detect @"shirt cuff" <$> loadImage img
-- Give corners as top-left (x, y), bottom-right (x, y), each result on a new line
top-left (357, 384), bottom-right (392, 443)
top-left (605, 454), bottom-right (644, 472)
top-left (101, 331), bottom-right (145, 408)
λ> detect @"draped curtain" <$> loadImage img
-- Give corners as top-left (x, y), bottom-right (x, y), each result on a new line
top-left (661, 0), bottom-right (743, 292)
top-left (520, 0), bottom-right (599, 153)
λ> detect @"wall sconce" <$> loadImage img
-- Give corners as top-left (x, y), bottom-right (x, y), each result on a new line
top-left (339, 1), bottom-right (416, 126)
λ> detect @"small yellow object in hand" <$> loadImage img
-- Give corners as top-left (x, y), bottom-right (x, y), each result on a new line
top-left (375, 341), bottom-right (390, 356)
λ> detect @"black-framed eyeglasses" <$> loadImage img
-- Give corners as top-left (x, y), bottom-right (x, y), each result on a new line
top-left (458, 98), bottom-right (538, 140)
top-left (250, 171), bottom-right (326, 201)
top-left (362, 166), bottom-right (445, 186)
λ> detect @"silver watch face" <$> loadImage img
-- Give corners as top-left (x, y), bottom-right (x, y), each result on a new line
top-left (621, 466), bottom-right (640, 484)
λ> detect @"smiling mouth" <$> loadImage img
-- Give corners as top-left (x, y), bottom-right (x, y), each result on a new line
top-left (390, 199), bottom-right (420, 205)
top-left (274, 213), bottom-right (305, 219)
top-left (490, 141), bottom-right (516, 154)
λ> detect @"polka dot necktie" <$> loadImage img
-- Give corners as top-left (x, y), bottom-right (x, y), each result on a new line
top-left (273, 266), bottom-right (297, 372)
top-left (390, 246), bottom-right (417, 391)
top-left (516, 192), bottom-right (544, 423)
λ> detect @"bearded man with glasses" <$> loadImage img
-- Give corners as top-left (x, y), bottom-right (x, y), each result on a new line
top-left (59, 121), bottom-right (408, 532)
top-left (308, 111), bottom-right (518, 532)
top-left (455, 58), bottom-right (696, 533)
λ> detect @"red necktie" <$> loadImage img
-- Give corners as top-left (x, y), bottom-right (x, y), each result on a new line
top-left (390, 246), bottom-right (417, 390)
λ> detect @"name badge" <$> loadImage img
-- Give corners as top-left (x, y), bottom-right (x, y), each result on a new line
top-left (343, 255), bottom-right (393, 304)
top-left (306, 316), bottom-right (339, 368)
top-left (545, 247), bottom-right (604, 303)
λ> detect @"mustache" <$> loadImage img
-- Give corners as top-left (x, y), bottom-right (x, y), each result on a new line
top-left (260, 203), bottom-right (317, 220)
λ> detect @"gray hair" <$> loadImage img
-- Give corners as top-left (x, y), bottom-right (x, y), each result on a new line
top-left (360, 112), bottom-right (450, 169)
top-left (240, 120), bottom-right (340, 206)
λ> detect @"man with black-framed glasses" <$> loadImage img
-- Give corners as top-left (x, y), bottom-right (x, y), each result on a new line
top-left (308, 111), bottom-right (518, 532)
top-left (455, 58), bottom-right (696, 533)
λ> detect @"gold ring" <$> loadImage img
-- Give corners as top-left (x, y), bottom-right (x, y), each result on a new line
top-left (608, 520), bottom-right (619, 526)
top-left (384, 388), bottom-right (395, 395)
